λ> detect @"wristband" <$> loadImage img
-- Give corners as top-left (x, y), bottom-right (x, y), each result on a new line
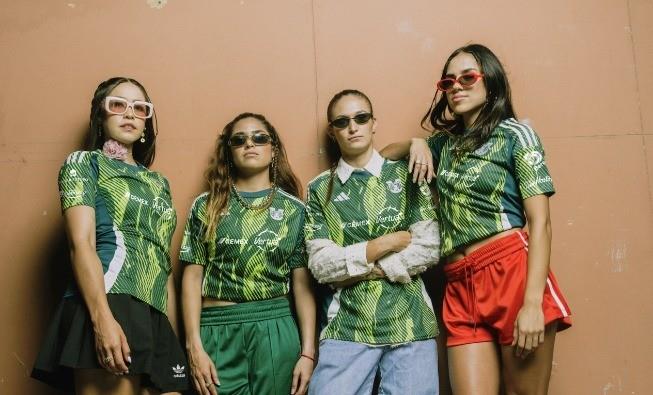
top-left (300, 353), bottom-right (315, 362)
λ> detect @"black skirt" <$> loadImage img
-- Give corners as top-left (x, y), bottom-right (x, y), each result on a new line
top-left (31, 293), bottom-right (189, 393)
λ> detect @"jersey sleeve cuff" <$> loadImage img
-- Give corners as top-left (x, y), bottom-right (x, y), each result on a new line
top-left (521, 187), bottom-right (556, 200)
top-left (345, 241), bottom-right (373, 277)
top-left (377, 255), bottom-right (411, 283)
top-left (179, 254), bottom-right (207, 266)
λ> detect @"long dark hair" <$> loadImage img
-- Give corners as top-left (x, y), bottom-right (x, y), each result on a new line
top-left (87, 77), bottom-right (158, 167)
top-left (204, 112), bottom-right (301, 240)
top-left (421, 44), bottom-right (515, 155)
top-left (324, 89), bottom-right (374, 202)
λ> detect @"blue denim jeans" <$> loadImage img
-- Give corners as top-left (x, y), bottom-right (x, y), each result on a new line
top-left (308, 338), bottom-right (438, 395)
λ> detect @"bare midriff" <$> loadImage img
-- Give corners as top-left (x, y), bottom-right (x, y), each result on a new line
top-left (201, 295), bottom-right (287, 308)
top-left (446, 228), bottom-right (521, 263)
top-left (201, 298), bottom-right (237, 308)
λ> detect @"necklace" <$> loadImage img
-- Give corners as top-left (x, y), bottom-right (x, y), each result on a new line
top-left (229, 151), bottom-right (279, 210)
top-left (230, 181), bottom-right (277, 210)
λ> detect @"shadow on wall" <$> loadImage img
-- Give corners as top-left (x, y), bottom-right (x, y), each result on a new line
top-left (28, 124), bottom-right (88, 394)
top-left (30, 223), bottom-right (72, 395)
top-left (36, 121), bottom-right (88, 315)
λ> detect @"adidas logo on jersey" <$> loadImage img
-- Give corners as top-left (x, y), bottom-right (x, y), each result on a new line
top-left (333, 192), bottom-right (350, 202)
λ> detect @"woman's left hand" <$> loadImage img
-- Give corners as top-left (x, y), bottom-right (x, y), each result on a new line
top-left (290, 355), bottom-right (314, 395)
top-left (512, 301), bottom-right (545, 359)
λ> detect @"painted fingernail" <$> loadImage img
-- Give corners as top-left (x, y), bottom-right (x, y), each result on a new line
top-left (127, 356), bottom-right (132, 363)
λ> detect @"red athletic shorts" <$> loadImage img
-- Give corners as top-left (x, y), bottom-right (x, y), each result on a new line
top-left (443, 231), bottom-right (572, 347)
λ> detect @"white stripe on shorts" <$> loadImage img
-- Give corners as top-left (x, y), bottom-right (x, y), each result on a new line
top-left (546, 277), bottom-right (569, 317)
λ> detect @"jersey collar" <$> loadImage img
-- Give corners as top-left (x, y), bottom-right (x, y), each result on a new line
top-left (336, 149), bottom-right (384, 183)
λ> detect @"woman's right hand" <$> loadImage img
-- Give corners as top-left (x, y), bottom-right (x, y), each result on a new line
top-left (407, 137), bottom-right (434, 184)
top-left (386, 231), bottom-right (412, 253)
top-left (93, 315), bottom-right (130, 375)
top-left (188, 343), bottom-right (220, 395)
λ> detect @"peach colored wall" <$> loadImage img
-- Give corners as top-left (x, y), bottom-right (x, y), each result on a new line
top-left (1, 1), bottom-right (651, 393)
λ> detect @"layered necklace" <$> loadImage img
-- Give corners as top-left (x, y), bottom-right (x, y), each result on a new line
top-left (230, 181), bottom-right (277, 210)
top-left (230, 154), bottom-right (278, 210)
top-left (229, 147), bottom-right (278, 210)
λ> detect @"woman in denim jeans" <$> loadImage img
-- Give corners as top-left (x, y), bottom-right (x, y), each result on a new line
top-left (305, 89), bottom-right (441, 395)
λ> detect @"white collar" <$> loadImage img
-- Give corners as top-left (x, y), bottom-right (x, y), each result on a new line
top-left (336, 149), bottom-right (384, 183)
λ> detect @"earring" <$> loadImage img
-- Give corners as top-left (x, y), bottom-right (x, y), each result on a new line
top-left (140, 131), bottom-right (146, 143)
top-left (270, 147), bottom-right (279, 186)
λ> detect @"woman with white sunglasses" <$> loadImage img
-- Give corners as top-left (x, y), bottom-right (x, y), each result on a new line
top-left (32, 77), bottom-right (188, 394)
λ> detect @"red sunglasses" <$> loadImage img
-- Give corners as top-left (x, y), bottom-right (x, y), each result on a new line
top-left (436, 71), bottom-right (484, 92)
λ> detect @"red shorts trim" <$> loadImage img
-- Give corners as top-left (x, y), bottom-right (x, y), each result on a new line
top-left (443, 231), bottom-right (572, 347)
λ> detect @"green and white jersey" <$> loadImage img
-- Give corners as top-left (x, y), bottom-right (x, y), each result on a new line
top-left (427, 118), bottom-right (555, 257)
top-left (59, 150), bottom-right (177, 314)
top-left (305, 151), bottom-right (438, 345)
top-left (180, 189), bottom-right (307, 302)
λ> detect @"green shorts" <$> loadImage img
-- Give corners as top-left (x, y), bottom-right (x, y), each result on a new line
top-left (200, 297), bottom-right (301, 395)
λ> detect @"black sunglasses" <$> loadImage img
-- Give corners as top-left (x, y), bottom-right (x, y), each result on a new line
top-left (329, 112), bottom-right (373, 129)
top-left (228, 131), bottom-right (273, 147)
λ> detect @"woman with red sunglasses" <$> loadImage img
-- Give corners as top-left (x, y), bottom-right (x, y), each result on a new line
top-left (382, 44), bottom-right (572, 394)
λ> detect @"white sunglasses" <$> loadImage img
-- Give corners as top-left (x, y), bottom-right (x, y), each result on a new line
top-left (104, 96), bottom-right (154, 119)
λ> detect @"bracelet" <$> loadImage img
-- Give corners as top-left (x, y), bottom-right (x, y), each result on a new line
top-left (300, 353), bottom-right (315, 362)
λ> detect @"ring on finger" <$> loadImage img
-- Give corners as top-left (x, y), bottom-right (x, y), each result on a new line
top-left (103, 356), bottom-right (113, 364)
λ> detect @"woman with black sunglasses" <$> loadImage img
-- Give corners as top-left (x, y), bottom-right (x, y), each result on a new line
top-left (305, 90), bottom-right (441, 394)
top-left (382, 44), bottom-right (572, 395)
top-left (31, 77), bottom-right (188, 394)
top-left (180, 113), bottom-right (316, 395)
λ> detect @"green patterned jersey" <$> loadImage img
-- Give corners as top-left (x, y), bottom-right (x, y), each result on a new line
top-left (59, 150), bottom-right (177, 314)
top-left (179, 189), bottom-right (307, 302)
top-left (305, 156), bottom-right (438, 344)
top-left (427, 118), bottom-right (555, 257)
